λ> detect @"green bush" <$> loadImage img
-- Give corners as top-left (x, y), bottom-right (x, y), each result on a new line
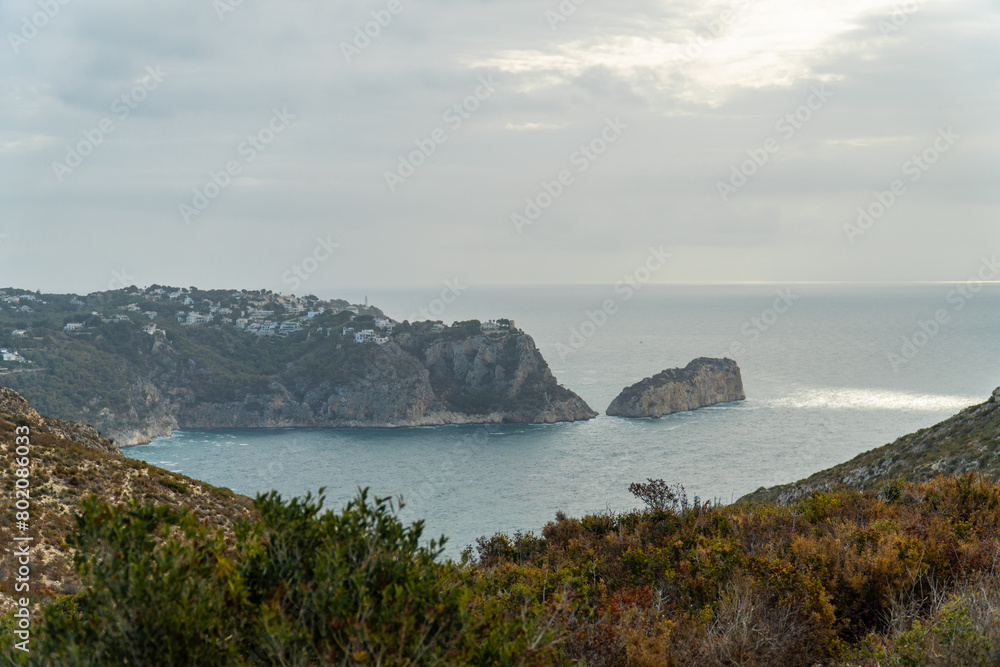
top-left (12, 490), bottom-right (562, 666)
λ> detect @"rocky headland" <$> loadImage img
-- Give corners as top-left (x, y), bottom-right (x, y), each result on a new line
top-left (606, 357), bottom-right (746, 418)
top-left (2, 320), bottom-right (596, 446)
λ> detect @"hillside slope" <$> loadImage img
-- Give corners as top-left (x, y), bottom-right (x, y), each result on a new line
top-left (743, 386), bottom-right (1000, 503)
top-left (0, 387), bottom-right (255, 613)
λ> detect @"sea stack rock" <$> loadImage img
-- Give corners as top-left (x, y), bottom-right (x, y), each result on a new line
top-left (606, 357), bottom-right (745, 418)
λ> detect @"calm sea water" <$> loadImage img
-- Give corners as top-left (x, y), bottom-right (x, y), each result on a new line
top-left (124, 284), bottom-right (1000, 555)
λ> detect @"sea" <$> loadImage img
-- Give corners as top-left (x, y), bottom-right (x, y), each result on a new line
top-left (123, 284), bottom-right (1000, 556)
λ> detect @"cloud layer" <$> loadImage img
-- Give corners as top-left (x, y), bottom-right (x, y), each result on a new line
top-left (1, 0), bottom-right (998, 294)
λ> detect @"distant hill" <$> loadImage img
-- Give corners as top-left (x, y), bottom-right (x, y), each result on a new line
top-left (0, 286), bottom-right (594, 445)
top-left (742, 386), bottom-right (1000, 503)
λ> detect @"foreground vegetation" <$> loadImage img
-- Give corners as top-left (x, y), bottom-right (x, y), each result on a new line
top-left (3, 475), bottom-right (1000, 665)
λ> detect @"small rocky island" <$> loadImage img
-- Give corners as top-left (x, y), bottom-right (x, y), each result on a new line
top-left (606, 357), bottom-right (745, 418)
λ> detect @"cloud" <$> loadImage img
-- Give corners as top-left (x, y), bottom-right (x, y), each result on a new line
top-left (0, 0), bottom-right (997, 291)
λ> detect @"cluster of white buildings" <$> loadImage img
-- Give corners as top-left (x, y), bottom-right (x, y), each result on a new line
top-left (352, 329), bottom-right (390, 345)
top-left (341, 315), bottom-right (397, 345)
top-left (480, 319), bottom-right (514, 332)
top-left (0, 348), bottom-right (26, 363)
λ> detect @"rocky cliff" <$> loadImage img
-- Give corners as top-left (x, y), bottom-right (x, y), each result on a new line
top-left (158, 332), bottom-right (596, 438)
top-left (606, 357), bottom-right (746, 418)
top-left (742, 386), bottom-right (1000, 504)
top-left (3, 327), bottom-right (596, 446)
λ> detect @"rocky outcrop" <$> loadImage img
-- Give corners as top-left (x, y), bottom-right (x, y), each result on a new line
top-left (606, 358), bottom-right (745, 418)
top-left (0, 387), bottom-right (118, 454)
top-left (46, 330), bottom-right (596, 446)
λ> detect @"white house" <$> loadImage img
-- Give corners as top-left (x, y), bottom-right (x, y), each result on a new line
top-left (142, 324), bottom-right (158, 335)
top-left (279, 321), bottom-right (303, 334)
top-left (354, 329), bottom-right (376, 343)
top-left (345, 305), bottom-right (360, 314)
top-left (64, 322), bottom-right (85, 332)
top-left (1, 350), bottom-right (25, 362)
top-left (481, 319), bottom-right (514, 332)
top-left (184, 313), bottom-right (212, 325)
top-left (11, 330), bottom-right (27, 338)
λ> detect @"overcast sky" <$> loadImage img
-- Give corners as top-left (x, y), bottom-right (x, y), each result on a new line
top-left (1, 0), bottom-right (998, 295)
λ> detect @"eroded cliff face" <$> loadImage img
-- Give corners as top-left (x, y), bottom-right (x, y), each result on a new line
top-left (90, 331), bottom-right (596, 446)
top-left (606, 357), bottom-right (745, 418)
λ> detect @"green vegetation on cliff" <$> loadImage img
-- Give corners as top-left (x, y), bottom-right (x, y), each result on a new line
top-left (0, 286), bottom-right (376, 432)
top-left (0, 287), bottom-right (594, 443)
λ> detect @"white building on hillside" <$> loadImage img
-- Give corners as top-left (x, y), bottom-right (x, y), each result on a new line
top-left (185, 313), bottom-right (212, 325)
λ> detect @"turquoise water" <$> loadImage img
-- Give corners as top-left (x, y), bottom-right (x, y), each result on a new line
top-left (124, 284), bottom-right (1000, 555)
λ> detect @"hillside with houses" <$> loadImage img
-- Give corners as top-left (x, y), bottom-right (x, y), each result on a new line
top-left (0, 286), bottom-right (586, 445)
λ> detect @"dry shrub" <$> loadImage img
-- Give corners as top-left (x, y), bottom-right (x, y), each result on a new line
top-left (847, 570), bottom-right (1000, 666)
